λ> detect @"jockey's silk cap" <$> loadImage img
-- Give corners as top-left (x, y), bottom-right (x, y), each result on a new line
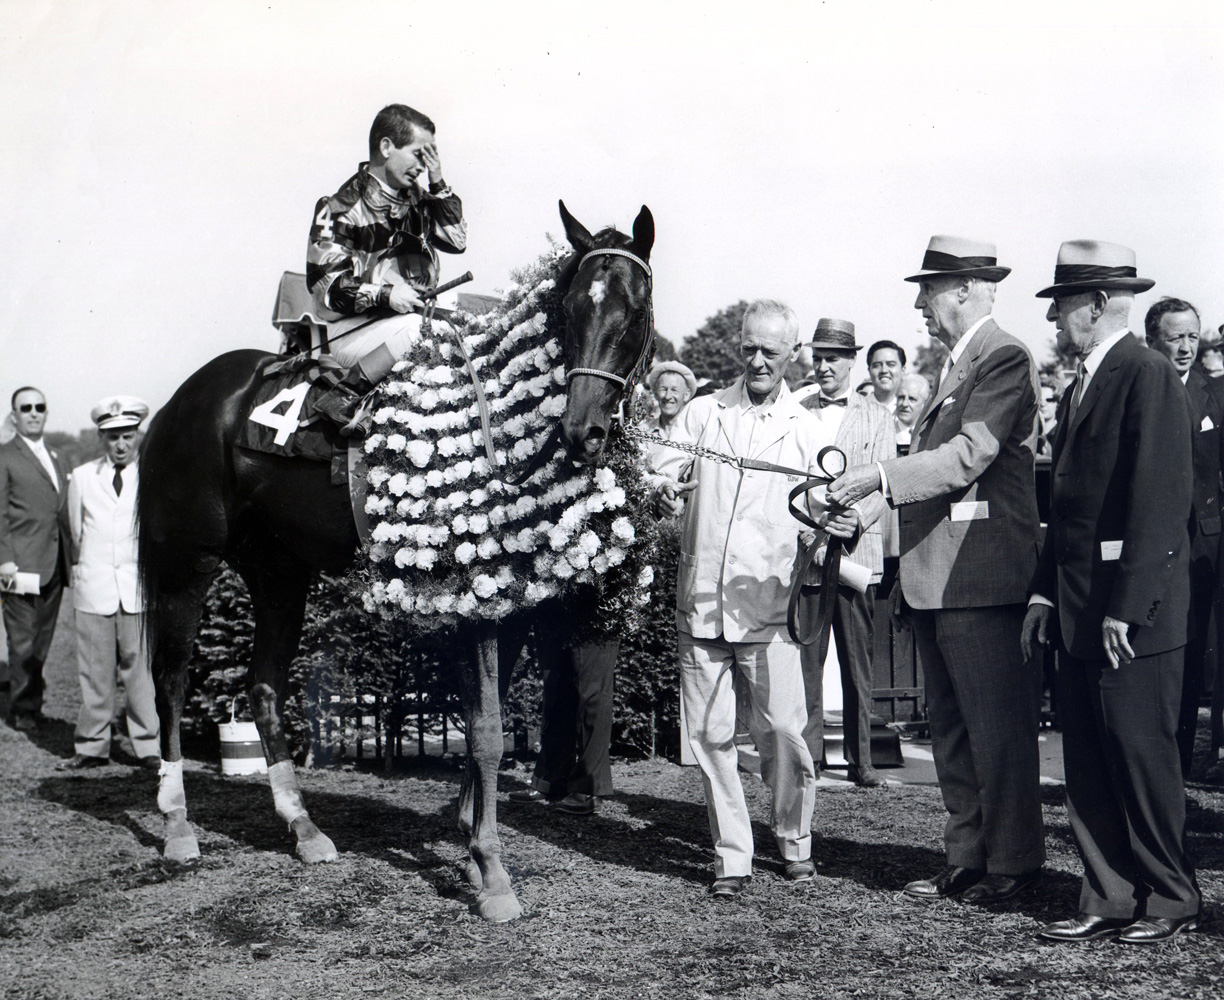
top-left (904, 235), bottom-right (1012, 283)
top-left (91, 395), bottom-right (149, 431)
top-left (809, 317), bottom-right (860, 352)
top-left (646, 360), bottom-right (697, 397)
top-left (1035, 240), bottom-right (1155, 298)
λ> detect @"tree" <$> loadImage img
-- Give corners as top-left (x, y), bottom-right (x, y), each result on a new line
top-left (911, 337), bottom-right (949, 385)
top-left (651, 332), bottom-right (677, 363)
top-left (679, 301), bottom-right (749, 387)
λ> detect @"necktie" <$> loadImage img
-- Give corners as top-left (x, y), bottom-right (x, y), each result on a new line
top-left (1067, 361), bottom-right (1088, 424)
top-left (817, 396), bottom-right (848, 409)
top-left (112, 463), bottom-right (125, 496)
top-left (938, 356), bottom-right (954, 391)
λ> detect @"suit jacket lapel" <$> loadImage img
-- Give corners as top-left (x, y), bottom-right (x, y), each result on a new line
top-left (1186, 368), bottom-right (1207, 423)
top-left (1063, 335), bottom-right (1130, 442)
top-left (915, 321), bottom-right (996, 433)
top-left (14, 436), bottom-right (58, 492)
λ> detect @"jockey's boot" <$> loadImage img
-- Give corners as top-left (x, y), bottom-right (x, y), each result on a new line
top-left (309, 343), bottom-right (398, 437)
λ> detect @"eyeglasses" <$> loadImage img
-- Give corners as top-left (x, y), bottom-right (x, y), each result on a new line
top-left (17, 403), bottom-right (46, 414)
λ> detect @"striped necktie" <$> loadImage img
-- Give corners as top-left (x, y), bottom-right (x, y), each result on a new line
top-left (1067, 361), bottom-right (1088, 424)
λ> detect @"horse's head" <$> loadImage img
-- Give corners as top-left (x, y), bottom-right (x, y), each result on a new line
top-left (556, 200), bottom-right (655, 464)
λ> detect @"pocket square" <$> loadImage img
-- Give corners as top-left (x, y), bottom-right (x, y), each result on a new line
top-left (1202, 416), bottom-right (1215, 432)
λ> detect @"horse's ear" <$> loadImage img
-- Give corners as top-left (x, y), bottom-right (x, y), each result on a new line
top-left (558, 200), bottom-right (595, 254)
top-left (631, 205), bottom-right (654, 261)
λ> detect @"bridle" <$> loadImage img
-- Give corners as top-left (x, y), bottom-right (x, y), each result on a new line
top-left (563, 247), bottom-right (655, 408)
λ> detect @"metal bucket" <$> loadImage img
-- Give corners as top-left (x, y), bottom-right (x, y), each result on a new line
top-left (218, 713), bottom-right (267, 776)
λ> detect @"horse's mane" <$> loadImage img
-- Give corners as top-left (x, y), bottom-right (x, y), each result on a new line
top-left (358, 231), bottom-right (656, 635)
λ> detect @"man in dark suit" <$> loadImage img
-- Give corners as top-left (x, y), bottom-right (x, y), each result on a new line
top-left (1144, 296), bottom-right (1224, 776)
top-left (793, 318), bottom-right (896, 786)
top-left (829, 236), bottom-right (1044, 904)
top-left (1024, 241), bottom-right (1200, 944)
top-left (1, 387), bottom-right (73, 730)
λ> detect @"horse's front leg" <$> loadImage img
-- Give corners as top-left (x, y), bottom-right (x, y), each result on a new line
top-left (244, 558), bottom-right (337, 864)
top-left (459, 620), bottom-right (522, 922)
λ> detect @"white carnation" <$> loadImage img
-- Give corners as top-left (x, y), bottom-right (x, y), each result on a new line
top-left (637, 565), bottom-right (655, 588)
top-left (455, 541), bottom-right (478, 564)
top-left (387, 473), bottom-right (409, 496)
top-left (456, 593), bottom-right (478, 616)
top-left (385, 433), bottom-right (407, 453)
top-left (472, 574), bottom-right (498, 599)
top-left (477, 537), bottom-right (501, 559)
top-left (393, 547), bottom-right (417, 568)
top-left (416, 548), bottom-right (438, 571)
top-left (469, 513), bottom-right (489, 535)
top-left (611, 517), bottom-right (635, 543)
top-left (452, 514), bottom-right (469, 534)
top-left (405, 440), bottom-right (434, 469)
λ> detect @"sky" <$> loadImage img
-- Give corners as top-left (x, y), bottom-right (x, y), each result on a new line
top-left (2, 0), bottom-right (1222, 432)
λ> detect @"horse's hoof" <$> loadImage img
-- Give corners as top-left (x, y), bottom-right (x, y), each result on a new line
top-left (164, 814), bottom-right (200, 862)
top-left (165, 834), bottom-right (201, 862)
top-left (464, 860), bottom-right (483, 890)
top-left (292, 817), bottom-right (338, 864)
top-left (477, 892), bottom-right (523, 923)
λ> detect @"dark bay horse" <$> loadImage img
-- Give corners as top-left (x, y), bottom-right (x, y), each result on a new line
top-left (137, 201), bottom-right (654, 922)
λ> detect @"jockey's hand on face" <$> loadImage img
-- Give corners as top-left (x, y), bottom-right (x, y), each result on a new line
top-left (420, 144), bottom-right (443, 186)
top-left (388, 284), bottom-right (425, 314)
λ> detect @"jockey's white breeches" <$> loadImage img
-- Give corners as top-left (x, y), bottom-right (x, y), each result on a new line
top-left (326, 312), bottom-right (451, 367)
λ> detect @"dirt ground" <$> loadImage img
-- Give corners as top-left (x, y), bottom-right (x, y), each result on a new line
top-left (2, 604), bottom-right (1223, 999)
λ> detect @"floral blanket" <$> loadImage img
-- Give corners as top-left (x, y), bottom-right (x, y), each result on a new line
top-left (357, 250), bottom-right (657, 633)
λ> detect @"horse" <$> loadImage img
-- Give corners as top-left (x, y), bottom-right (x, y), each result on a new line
top-left (136, 201), bottom-right (655, 922)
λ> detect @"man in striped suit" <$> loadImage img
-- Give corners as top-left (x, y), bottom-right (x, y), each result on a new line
top-left (794, 319), bottom-right (896, 785)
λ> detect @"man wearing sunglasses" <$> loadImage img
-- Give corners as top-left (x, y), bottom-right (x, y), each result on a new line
top-left (1, 387), bottom-right (73, 731)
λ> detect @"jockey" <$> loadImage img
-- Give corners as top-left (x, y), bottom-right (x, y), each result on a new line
top-left (306, 104), bottom-right (467, 433)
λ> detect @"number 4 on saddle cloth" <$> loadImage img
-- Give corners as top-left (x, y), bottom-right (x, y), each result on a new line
top-left (237, 354), bottom-right (353, 484)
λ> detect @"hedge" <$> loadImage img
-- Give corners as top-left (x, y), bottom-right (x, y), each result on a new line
top-left (184, 524), bottom-right (683, 764)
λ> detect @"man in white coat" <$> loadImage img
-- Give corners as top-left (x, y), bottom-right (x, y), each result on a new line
top-left (653, 300), bottom-right (854, 897)
top-left (57, 396), bottom-right (161, 770)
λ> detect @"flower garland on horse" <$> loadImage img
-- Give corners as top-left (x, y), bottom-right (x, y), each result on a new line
top-left (358, 243), bottom-right (658, 635)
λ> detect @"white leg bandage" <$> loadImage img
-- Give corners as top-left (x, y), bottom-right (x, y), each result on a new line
top-left (268, 760), bottom-right (308, 827)
top-left (157, 759), bottom-right (187, 815)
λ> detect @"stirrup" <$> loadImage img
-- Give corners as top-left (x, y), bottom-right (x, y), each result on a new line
top-left (339, 397), bottom-right (374, 438)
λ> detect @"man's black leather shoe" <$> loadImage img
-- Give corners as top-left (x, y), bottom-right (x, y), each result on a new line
top-left (960, 869), bottom-right (1041, 903)
top-left (1038, 913), bottom-right (1132, 942)
top-left (508, 788), bottom-right (547, 804)
top-left (554, 792), bottom-right (597, 815)
top-left (848, 766), bottom-right (886, 788)
top-left (709, 875), bottom-right (750, 898)
top-left (903, 865), bottom-right (984, 899)
top-left (56, 754), bottom-right (109, 771)
top-left (1118, 915), bottom-right (1198, 944)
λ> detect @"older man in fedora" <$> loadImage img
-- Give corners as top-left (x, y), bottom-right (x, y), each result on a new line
top-left (793, 319), bottom-right (896, 785)
top-left (828, 236), bottom-right (1044, 904)
top-left (1023, 242), bottom-right (1200, 944)
top-left (57, 396), bottom-right (161, 770)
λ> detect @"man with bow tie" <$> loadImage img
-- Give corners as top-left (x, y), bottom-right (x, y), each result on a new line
top-left (827, 236), bottom-right (1044, 904)
top-left (56, 396), bottom-right (161, 771)
top-left (793, 319), bottom-right (896, 785)
top-left (1, 387), bottom-right (73, 731)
